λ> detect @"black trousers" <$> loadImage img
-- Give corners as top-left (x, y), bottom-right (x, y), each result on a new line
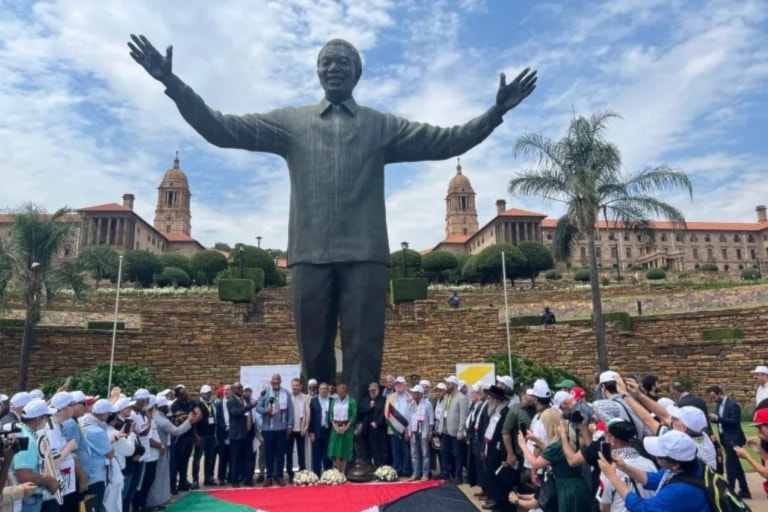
top-left (217, 438), bottom-right (231, 482)
top-left (364, 425), bottom-right (388, 466)
top-left (724, 443), bottom-right (749, 491)
top-left (286, 432), bottom-right (307, 476)
top-left (174, 436), bottom-right (194, 487)
top-left (229, 438), bottom-right (254, 484)
top-left (263, 430), bottom-right (288, 479)
top-left (312, 432), bottom-right (333, 475)
top-left (291, 263), bottom-right (388, 402)
top-left (192, 434), bottom-right (217, 482)
top-left (133, 460), bottom-right (158, 509)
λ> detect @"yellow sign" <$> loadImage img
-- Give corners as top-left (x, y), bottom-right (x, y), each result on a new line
top-left (456, 363), bottom-right (496, 388)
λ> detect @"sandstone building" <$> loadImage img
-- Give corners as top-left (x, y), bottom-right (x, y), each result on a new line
top-left (0, 154), bottom-right (205, 258)
top-left (431, 164), bottom-right (768, 272)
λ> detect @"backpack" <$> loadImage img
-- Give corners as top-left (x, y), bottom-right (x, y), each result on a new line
top-left (672, 464), bottom-right (752, 512)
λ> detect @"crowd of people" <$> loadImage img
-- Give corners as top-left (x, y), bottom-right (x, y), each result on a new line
top-left (1, 365), bottom-right (767, 512)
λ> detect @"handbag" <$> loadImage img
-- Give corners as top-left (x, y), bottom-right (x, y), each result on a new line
top-left (536, 468), bottom-right (558, 512)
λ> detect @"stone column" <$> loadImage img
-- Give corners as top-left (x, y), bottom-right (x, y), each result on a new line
top-left (536, 223), bottom-right (542, 241)
top-left (96, 218), bottom-right (103, 244)
top-left (514, 223), bottom-right (520, 244)
top-left (118, 218), bottom-right (124, 247)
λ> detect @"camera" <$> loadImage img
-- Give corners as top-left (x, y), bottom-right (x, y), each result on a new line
top-left (562, 410), bottom-right (584, 424)
top-left (269, 397), bottom-right (275, 405)
top-left (1, 424), bottom-right (30, 454)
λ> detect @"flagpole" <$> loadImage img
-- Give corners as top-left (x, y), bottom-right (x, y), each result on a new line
top-left (107, 255), bottom-right (124, 396)
top-left (501, 252), bottom-right (513, 382)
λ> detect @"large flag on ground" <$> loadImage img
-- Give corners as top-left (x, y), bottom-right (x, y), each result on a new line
top-left (384, 402), bottom-right (408, 437)
top-left (165, 481), bottom-right (478, 512)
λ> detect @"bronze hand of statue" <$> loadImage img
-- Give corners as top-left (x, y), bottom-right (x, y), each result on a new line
top-left (495, 68), bottom-right (538, 115)
top-left (128, 34), bottom-right (173, 83)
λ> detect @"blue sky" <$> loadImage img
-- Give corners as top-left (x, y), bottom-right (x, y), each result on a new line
top-left (1, 0), bottom-right (766, 252)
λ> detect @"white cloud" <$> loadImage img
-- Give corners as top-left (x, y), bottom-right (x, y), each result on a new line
top-left (0, 0), bottom-right (766, 256)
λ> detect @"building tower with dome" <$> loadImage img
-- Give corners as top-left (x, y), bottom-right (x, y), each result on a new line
top-left (444, 159), bottom-right (479, 238)
top-left (154, 151), bottom-right (192, 236)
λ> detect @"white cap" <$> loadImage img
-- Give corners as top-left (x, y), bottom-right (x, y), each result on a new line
top-left (643, 430), bottom-right (697, 461)
top-left (599, 371), bottom-right (620, 384)
top-left (156, 396), bottom-right (170, 408)
top-left (51, 392), bottom-right (74, 411)
top-left (552, 390), bottom-right (572, 409)
top-left (158, 389), bottom-right (172, 397)
top-left (175, 384), bottom-right (186, 390)
top-left (502, 376), bottom-right (514, 389)
top-left (148, 396), bottom-right (157, 408)
top-left (133, 389), bottom-right (151, 400)
top-left (0, 393), bottom-right (7, 403)
top-left (444, 376), bottom-right (459, 386)
top-left (92, 399), bottom-right (116, 415)
top-left (10, 392), bottom-right (32, 409)
top-left (200, 385), bottom-right (212, 394)
top-left (70, 391), bottom-right (87, 404)
top-left (667, 405), bottom-right (708, 433)
top-left (436, 383), bottom-right (448, 391)
top-left (526, 379), bottom-right (552, 399)
top-left (419, 379), bottom-right (431, 388)
top-left (29, 389), bottom-right (44, 400)
top-left (471, 383), bottom-right (483, 393)
top-left (458, 380), bottom-right (466, 388)
top-left (308, 379), bottom-right (318, 386)
top-left (114, 397), bottom-right (132, 412)
top-left (22, 398), bottom-right (57, 419)
top-left (657, 397), bottom-right (675, 409)
top-left (410, 385), bottom-right (425, 394)
top-left (395, 376), bottom-right (406, 384)
top-left (750, 365), bottom-right (768, 375)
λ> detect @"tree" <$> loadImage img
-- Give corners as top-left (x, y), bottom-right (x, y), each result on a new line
top-left (509, 111), bottom-right (692, 370)
top-left (517, 241), bottom-right (555, 286)
top-left (123, 250), bottom-right (162, 288)
top-left (0, 204), bottom-right (79, 390)
top-left (156, 266), bottom-right (191, 288)
top-left (265, 248), bottom-right (287, 259)
top-left (159, 252), bottom-right (191, 275)
top-left (213, 242), bottom-right (232, 252)
top-left (389, 248), bottom-right (422, 278)
top-left (76, 245), bottom-right (119, 287)
top-left (474, 244), bottom-right (527, 285)
top-left (421, 250), bottom-right (459, 283)
top-left (191, 250), bottom-right (228, 285)
top-left (229, 245), bottom-right (285, 287)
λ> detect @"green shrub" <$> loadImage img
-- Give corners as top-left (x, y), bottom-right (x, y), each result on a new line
top-left (39, 362), bottom-right (162, 398)
top-left (544, 269), bottom-right (562, 281)
top-left (603, 312), bottom-right (632, 331)
top-left (574, 269), bottom-right (591, 282)
top-left (390, 278), bottom-right (429, 303)
top-left (0, 318), bottom-right (26, 328)
top-left (702, 327), bottom-right (744, 340)
top-left (677, 272), bottom-right (690, 279)
top-left (218, 279), bottom-right (256, 303)
top-left (741, 268), bottom-right (761, 280)
top-left (86, 321), bottom-right (125, 330)
top-left (484, 354), bottom-right (584, 396)
top-left (216, 268), bottom-right (265, 292)
top-left (508, 315), bottom-right (542, 327)
top-left (628, 264), bottom-right (644, 271)
top-left (646, 268), bottom-right (666, 280)
top-left (155, 266), bottom-right (191, 288)
top-left (701, 263), bottom-right (718, 272)
top-left (600, 277), bottom-right (610, 286)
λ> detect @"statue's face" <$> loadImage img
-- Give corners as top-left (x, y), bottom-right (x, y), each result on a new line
top-left (317, 43), bottom-right (359, 102)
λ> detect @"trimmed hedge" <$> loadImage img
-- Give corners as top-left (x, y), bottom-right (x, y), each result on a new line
top-left (573, 269), bottom-right (591, 282)
top-left (646, 268), bottom-right (666, 280)
top-left (86, 321), bottom-right (125, 330)
top-left (742, 268), bottom-right (761, 280)
top-left (0, 318), bottom-right (26, 328)
top-left (390, 278), bottom-right (429, 303)
top-left (544, 269), bottom-right (562, 281)
top-left (508, 315), bottom-right (542, 327)
top-left (700, 263), bottom-right (718, 272)
top-left (604, 312), bottom-right (632, 331)
top-left (218, 279), bottom-right (256, 303)
top-left (702, 327), bottom-right (744, 340)
top-left (217, 267), bottom-right (265, 292)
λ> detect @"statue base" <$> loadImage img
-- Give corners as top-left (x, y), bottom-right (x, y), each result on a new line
top-left (346, 459), bottom-right (376, 483)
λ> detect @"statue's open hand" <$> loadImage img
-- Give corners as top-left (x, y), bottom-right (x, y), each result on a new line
top-left (128, 34), bottom-right (173, 82)
top-left (495, 68), bottom-right (537, 115)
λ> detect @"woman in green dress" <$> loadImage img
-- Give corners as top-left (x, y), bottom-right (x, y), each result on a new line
top-left (517, 407), bottom-right (591, 512)
top-left (327, 383), bottom-right (357, 473)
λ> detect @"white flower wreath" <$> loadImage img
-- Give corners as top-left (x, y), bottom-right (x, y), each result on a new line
top-left (319, 468), bottom-right (347, 485)
top-left (293, 469), bottom-right (319, 486)
top-left (373, 465), bottom-right (399, 482)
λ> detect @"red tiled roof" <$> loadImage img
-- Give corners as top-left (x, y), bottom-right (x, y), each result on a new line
top-left (0, 214), bottom-right (12, 223)
top-left (439, 235), bottom-right (472, 244)
top-left (540, 218), bottom-right (767, 232)
top-left (276, 258), bottom-right (287, 269)
top-left (499, 208), bottom-right (546, 218)
top-left (164, 232), bottom-right (198, 242)
top-left (77, 203), bottom-right (131, 212)
top-left (419, 248), bottom-right (432, 255)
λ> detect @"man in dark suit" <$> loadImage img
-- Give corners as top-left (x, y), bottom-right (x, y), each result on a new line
top-left (309, 382), bottom-right (333, 475)
top-left (227, 381), bottom-right (258, 486)
top-left (215, 385), bottom-right (232, 485)
top-left (707, 385), bottom-right (751, 498)
top-left (671, 381), bottom-right (710, 429)
top-left (358, 381), bottom-right (387, 466)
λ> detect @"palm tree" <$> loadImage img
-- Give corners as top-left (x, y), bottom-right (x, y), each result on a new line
top-left (0, 204), bottom-right (80, 390)
top-left (508, 111), bottom-right (693, 371)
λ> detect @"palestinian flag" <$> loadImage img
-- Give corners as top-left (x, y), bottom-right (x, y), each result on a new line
top-left (385, 402), bottom-right (408, 437)
top-left (164, 481), bottom-right (478, 512)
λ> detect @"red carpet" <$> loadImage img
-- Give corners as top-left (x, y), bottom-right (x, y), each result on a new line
top-left (207, 480), bottom-right (442, 512)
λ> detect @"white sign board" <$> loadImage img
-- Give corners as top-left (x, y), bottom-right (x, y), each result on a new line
top-left (240, 364), bottom-right (301, 393)
top-left (456, 363), bottom-right (496, 388)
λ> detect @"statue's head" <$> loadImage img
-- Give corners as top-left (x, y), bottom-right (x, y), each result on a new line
top-left (317, 39), bottom-right (362, 104)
